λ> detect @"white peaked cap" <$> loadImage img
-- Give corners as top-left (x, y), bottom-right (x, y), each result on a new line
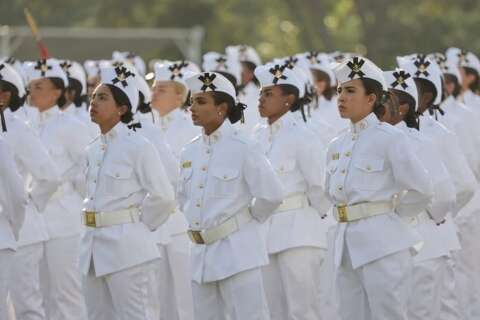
top-left (428, 53), bottom-right (462, 85)
top-left (154, 61), bottom-right (196, 87)
top-left (333, 56), bottom-right (387, 91)
top-left (100, 65), bottom-right (139, 110)
top-left (60, 60), bottom-right (87, 94)
top-left (254, 63), bottom-right (304, 97)
top-left (397, 54), bottom-right (443, 105)
top-left (202, 51), bottom-right (242, 85)
top-left (296, 51), bottom-right (336, 83)
top-left (0, 62), bottom-right (26, 98)
top-left (24, 58), bottom-right (69, 87)
top-left (446, 47), bottom-right (480, 75)
top-left (186, 72), bottom-right (237, 101)
top-left (226, 45), bottom-right (262, 66)
top-left (384, 69), bottom-right (418, 111)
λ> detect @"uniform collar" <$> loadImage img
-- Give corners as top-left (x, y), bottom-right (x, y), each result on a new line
top-left (202, 120), bottom-right (233, 146)
top-left (62, 103), bottom-right (76, 115)
top-left (395, 120), bottom-right (408, 131)
top-left (100, 122), bottom-right (130, 145)
top-left (38, 105), bottom-right (60, 124)
top-left (269, 111), bottom-right (296, 136)
top-left (350, 112), bottom-right (378, 134)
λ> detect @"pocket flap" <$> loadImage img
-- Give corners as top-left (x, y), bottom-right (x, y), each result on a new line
top-left (354, 157), bottom-right (384, 172)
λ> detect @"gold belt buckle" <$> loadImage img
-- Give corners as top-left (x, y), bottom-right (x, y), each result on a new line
top-left (84, 211), bottom-right (97, 228)
top-left (337, 205), bottom-right (348, 223)
top-left (188, 230), bottom-right (205, 244)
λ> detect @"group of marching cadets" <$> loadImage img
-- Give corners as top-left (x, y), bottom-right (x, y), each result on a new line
top-left (0, 44), bottom-right (480, 320)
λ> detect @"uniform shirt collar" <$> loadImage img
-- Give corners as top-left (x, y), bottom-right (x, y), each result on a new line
top-left (350, 112), bottom-right (378, 134)
top-left (395, 120), bottom-right (408, 131)
top-left (202, 120), bottom-right (233, 146)
top-left (100, 122), bottom-right (130, 145)
top-left (62, 103), bottom-right (76, 115)
top-left (38, 105), bottom-right (60, 124)
top-left (269, 111), bottom-right (296, 136)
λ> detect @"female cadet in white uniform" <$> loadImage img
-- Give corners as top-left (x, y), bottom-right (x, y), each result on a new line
top-left (226, 45), bottom-right (263, 134)
top-left (179, 72), bottom-right (284, 320)
top-left (81, 65), bottom-right (175, 320)
top-left (0, 62), bottom-right (61, 320)
top-left (381, 68), bottom-right (457, 319)
top-left (398, 54), bottom-right (479, 320)
top-left (252, 63), bottom-right (334, 320)
top-left (0, 136), bottom-right (27, 320)
top-left (325, 56), bottom-right (433, 320)
top-left (25, 58), bottom-right (89, 320)
top-left (152, 61), bottom-right (198, 320)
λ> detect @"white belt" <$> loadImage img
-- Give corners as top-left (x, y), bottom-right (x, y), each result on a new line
top-left (188, 208), bottom-right (252, 245)
top-left (276, 194), bottom-right (309, 213)
top-left (83, 207), bottom-right (141, 228)
top-left (334, 201), bottom-right (394, 223)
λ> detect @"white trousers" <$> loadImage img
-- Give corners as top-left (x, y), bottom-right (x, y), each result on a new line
top-left (41, 235), bottom-right (87, 320)
top-left (156, 233), bottom-right (194, 320)
top-left (262, 247), bottom-right (325, 320)
top-left (335, 248), bottom-right (412, 320)
top-left (407, 256), bottom-right (446, 320)
top-left (439, 256), bottom-right (462, 320)
top-left (192, 267), bottom-right (270, 320)
top-left (0, 249), bottom-right (13, 320)
top-left (454, 215), bottom-right (478, 320)
top-left (84, 260), bottom-right (159, 320)
top-left (8, 242), bottom-right (46, 320)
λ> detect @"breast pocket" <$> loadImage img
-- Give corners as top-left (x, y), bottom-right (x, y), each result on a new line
top-left (352, 157), bottom-right (385, 190)
top-left (104, 164), bottom-right (135, 196)
top-left (209, 167), bottom-right (241, 198)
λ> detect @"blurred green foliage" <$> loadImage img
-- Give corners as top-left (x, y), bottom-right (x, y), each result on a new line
top-left (2, 0), bottom-right (480, 67)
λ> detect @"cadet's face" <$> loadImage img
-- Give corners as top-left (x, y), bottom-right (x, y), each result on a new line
top-left (28, 78), bottom-right (61, 111)
top-left (258, 86), bottom-right (289, 119)
top-left (336, 79), bottom-right (374, 122)
top-left (314, 79), bottom-right (327, 96)
top-left (89, 84), bottom-right (123, 125)
top-left (460, 67), bottom-right (476, 91)
top-left (190, 92), bottom-right (223, 128)
top-left (151, 81), bottom-right (183, 111)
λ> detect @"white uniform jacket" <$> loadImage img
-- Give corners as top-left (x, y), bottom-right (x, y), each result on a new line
top-left (153, 108), bottom-right (200, 160)
top-left (0, 137), bottom-right (27, 249)
top-left (2, 109), bottom-right (60, 247)
top-left (81, 123), bottom-right (175, 277)
top-left (397, 122), bottom-right (457, 262)
top-left (35, 106), bottom-right (91, 239)
top-left (325, 113), bottom-right (433, 268)
top-left (254, 112), bottom-right (335, 252)
top-left (439, 96), bottom-right (480, 180)
top-left (177, 121), bottom-right (284, 283)
top-left (420, 114), bottom-right (477, 214)
top-left (134, 118), bottom-right (179, 244)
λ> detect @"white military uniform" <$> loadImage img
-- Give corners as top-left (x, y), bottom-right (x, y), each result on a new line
top-left (180, 71), bottom-right (284, 320)
top-left (395, 121), bottom-right (456, 319)
top-left (325, 112), bottom-right (433, 320)
top-left (152, 61), bottom-right (198, 320)
top-left (254, 111), bottom-right (335, 320)
top-left (82, 122), bottom-right (174, 320)
top-left (24, 58), bottom-right (89, 320)
top-left (178, 120), bottom-right (284, 320)
top-left (81, 65), bottom-right (175, 320)
top-left (0, 136), bottom-right (27, 319)
top-left (3, 108), bottom-right (61, 320)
